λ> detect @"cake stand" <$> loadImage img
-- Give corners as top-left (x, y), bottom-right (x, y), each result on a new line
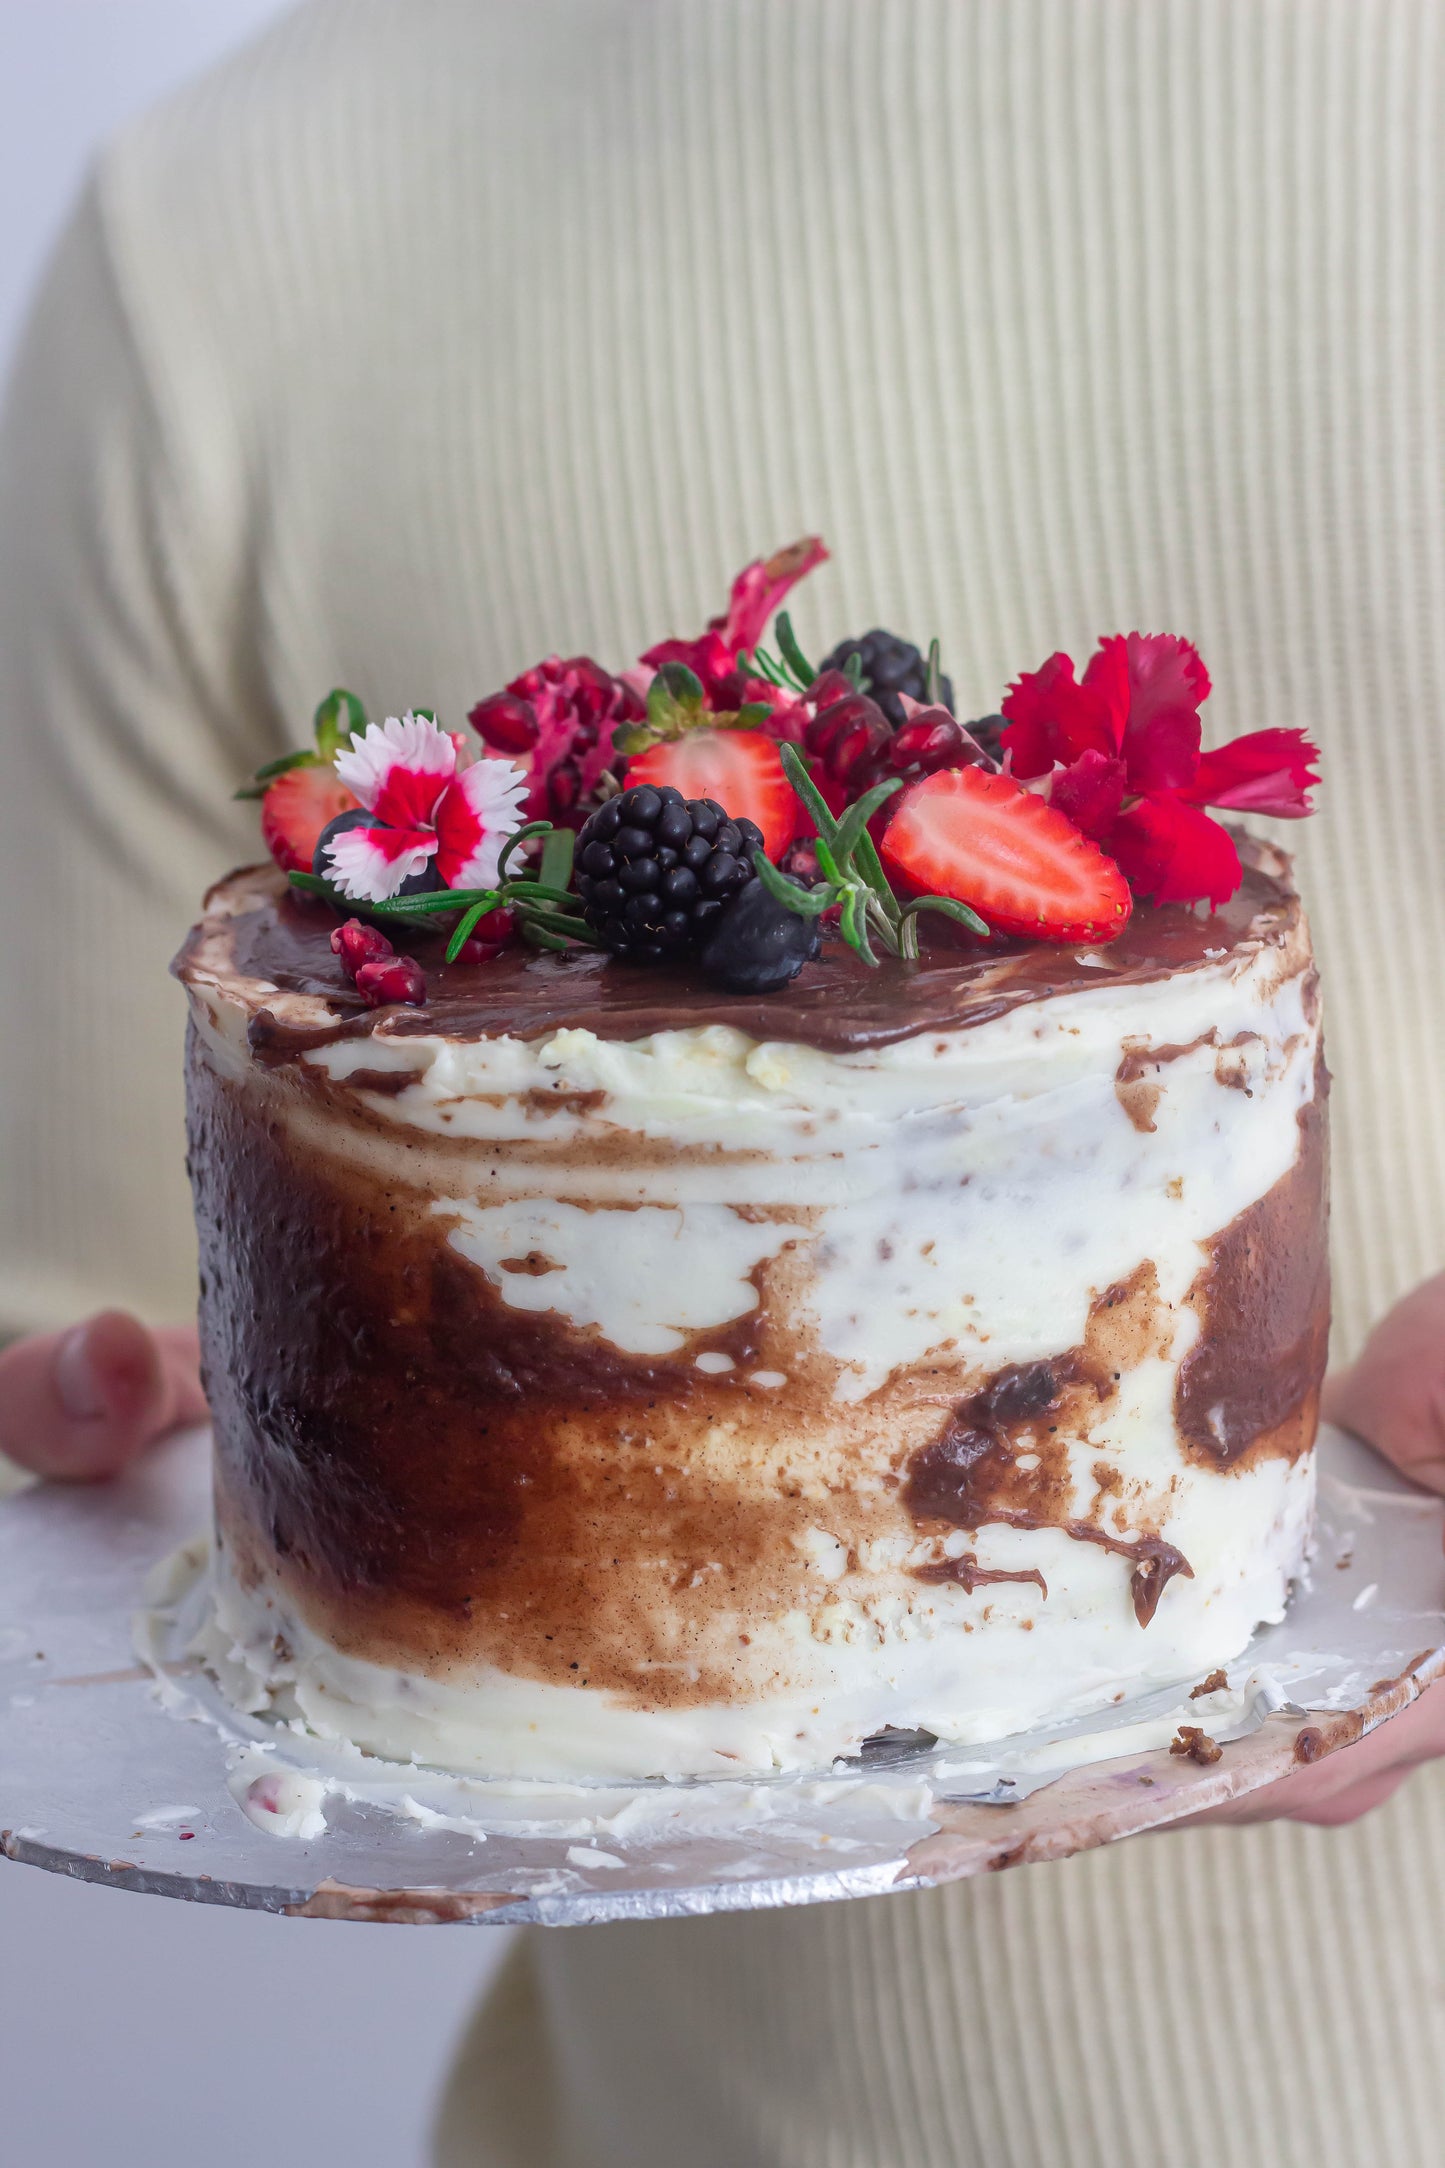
top-left (2, 1425), bottom-right (1441, 1926)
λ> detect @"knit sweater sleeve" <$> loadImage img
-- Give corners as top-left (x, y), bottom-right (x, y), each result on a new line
top-left (0, 172), bottom-right (268, 1335)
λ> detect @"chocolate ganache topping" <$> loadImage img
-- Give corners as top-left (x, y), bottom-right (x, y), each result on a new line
top-left (175, 835), bottom-right (1301, 1060)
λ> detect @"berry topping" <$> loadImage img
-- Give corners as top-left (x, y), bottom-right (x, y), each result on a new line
top-left (801, 672), bottom-right (1001, 811)
top-left (880, 766), bottom-right (1134, 945)
top-left (261, 766), bottom-right (358, 876)
top-left (330, 918), bottom-right (394, 977)
top-left (697, 874), bottom-right (823, 994)
top-left (469, 656), bottom-right (643, 828)
top-left (574, 784), bottom-right (764, 963)
top-left (623, 731), bottom-right (797, 859)
top-left (453, 904), bottom-right (518, 963)
top-left (818, 630), bottom-right (954, 730)
top-left (353, 953), bottom-right (428, 1008)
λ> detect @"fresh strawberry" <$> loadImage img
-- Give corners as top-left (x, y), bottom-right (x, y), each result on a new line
top-left (880, 765), bottom-right (1133, 944)
top-left (624, 730), bottom-right (799, 859)
top-left (260, 766), bottom-right (358, 874)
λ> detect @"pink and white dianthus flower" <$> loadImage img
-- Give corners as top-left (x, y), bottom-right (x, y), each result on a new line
top-left (322, 712), bottom-right (528, 903)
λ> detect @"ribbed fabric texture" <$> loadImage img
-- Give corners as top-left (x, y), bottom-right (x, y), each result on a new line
top-left (1, 4), bottom-right (1442, 2163)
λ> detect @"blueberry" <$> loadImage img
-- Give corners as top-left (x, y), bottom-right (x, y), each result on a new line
top-left (697, 878), bottom-right (823, 995)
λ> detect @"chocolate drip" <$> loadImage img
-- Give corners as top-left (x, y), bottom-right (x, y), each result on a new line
top-left (914, 1553), bottom-right (1049, 1600)
top-left (1174, 1049), bottom-right (1331, 1467)
top-left (177, 842), bottom-right (1302, 1063)
top-left (1059, 1521), bottom-right (1192, 1628)
top-left (901, 1268), bottom-right (1196, 1626)
top-left (1114, 1028), bottom-right (1263, 1135)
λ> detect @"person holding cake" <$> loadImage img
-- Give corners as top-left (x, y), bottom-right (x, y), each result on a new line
top-left (3, 4), bottom-right (1445, 2165)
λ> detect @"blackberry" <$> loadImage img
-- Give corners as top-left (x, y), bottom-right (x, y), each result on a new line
top-left (818, 629), bottom-right (954, 730)
top-left (965, 713), bottom-right (1007, 762)
top-left (698, 877), bottom-right (823, 995)
top-left (574, 784), bottom-right (763, 964)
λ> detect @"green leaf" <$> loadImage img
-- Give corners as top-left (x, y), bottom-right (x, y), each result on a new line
top-left (902, 893), bottom-right (991, 938)
top-left (864, 892), bottom-right (904, 958)
top-left (925, 639), bottom-right (943, 708)
top-left (751, 851), bottom-right (835, 917)
top-left (313, 689), bottom-right (367, 762)
top-left (645, 661), bottom-right (706, 740)
top-left (844, 653), bottom-right (865, 692)
top-left (840, 885), bottom-right (880, 967)
top-left (520, 908), bottom-right (602, 946)
top-left (898, 908), bottom-right (920, 962)
top-left (775, 612), bottom-right (814, 690)
top-left (445, 897), bottom-right (502, 961)
top-left (831, 777), bottom-right (904, 869)
top-left (748, 646), bottom-right (792, 691)
top-left (539, 827), bottom-right (575, 893)
top-left (503, 880), bottom-right (581, 907)
top-left (778, 743), bottom-right (840, 846)
top-left (232, 784), bottom-right (266, 801)
top-left (734, 703), bottom-right (774, 730)
top-left (287, 870), bottom-right (340, 900)
top-left (256, 747), bottom-right (323, 786)
top-left (520, 921), bottom-right (572, 953)
top-left (498, 820), bottom-right (551, 881)
top-left (364, 888), bottom-right (492, 916)
top-left (850, 825), bottom-right (900, 919)
top-left (813, 836), bottom-right (843, 887)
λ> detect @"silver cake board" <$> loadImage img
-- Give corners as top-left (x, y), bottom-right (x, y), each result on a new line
top-left (2, 1425), bottom-right (1441, 1926)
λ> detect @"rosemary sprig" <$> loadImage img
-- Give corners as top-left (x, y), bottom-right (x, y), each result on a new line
top-left (774, 611), bottom-right (815, 690)
top-left (287, 818), bottom-right (605, 957)
top-left (756, 743), bottom-right (989, 967)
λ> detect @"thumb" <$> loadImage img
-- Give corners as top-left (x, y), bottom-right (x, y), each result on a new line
top-left (1322, 1271), bottom-right (1445, 1495)
top-left (0, 1311), bottom-right (205, 1481)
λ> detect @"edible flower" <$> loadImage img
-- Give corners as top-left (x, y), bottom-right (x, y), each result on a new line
top-left (1001, 634), bottom-right (1320, 907)
top-left (322, 712), bottom-right (528, 903)
top-left (638, 535), bottom-right (829, 713)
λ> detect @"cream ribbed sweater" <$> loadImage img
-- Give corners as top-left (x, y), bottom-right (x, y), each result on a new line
top-left (1, 5), bottom-right (1442, 2163)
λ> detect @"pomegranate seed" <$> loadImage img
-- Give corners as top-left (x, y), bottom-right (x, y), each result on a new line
top-left (455, 906), bottom-right (517, 962)
top-left (805, 669), bottom-right (855, 708)
top-left (353, 954), bottom-right (427, 1008)
top-left (832, 714), bottom-right (889, 782)
top-left (891, 718), bottom-right (966, 772)
top-left (467, 690), bottom-right (537, 753)
top-left (330, 918), bottom-right (394, 980)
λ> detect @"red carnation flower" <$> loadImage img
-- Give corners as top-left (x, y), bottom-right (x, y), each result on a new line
top-left (1001, 633), bottom-right (1319, 907)
top-left (469, 656), bottom-right (644, 828)
top-left (638, 535), bottom-right (829, 717)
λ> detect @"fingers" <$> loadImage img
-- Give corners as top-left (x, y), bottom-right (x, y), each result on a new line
top-left (0, 1311), bottom-right (205, 1481)
top-left (1323, 1269), bottom-right (1445, 1494)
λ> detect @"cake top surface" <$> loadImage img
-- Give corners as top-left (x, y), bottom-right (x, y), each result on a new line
top-left (194, 538), bottom-right (1321, 1046)
top-left (176, 837), bottom-right (1300, 1059)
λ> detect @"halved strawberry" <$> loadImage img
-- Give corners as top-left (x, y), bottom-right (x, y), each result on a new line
top-left (880, 766), bottom-right (1133, 944)
top-left (624, 730), bottom-right (798, 859)
top-left (260, 766), bottom-right (358, 874)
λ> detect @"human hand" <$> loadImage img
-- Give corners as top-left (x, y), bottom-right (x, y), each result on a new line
top-left (0, 1311), bottom-right (205, 1481)
top-left (1204, 1270), bottom-right (1445, 1827)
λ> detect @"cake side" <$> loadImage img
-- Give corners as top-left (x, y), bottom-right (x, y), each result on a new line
top-left (179, 847), bottom-right (1327, 1778)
